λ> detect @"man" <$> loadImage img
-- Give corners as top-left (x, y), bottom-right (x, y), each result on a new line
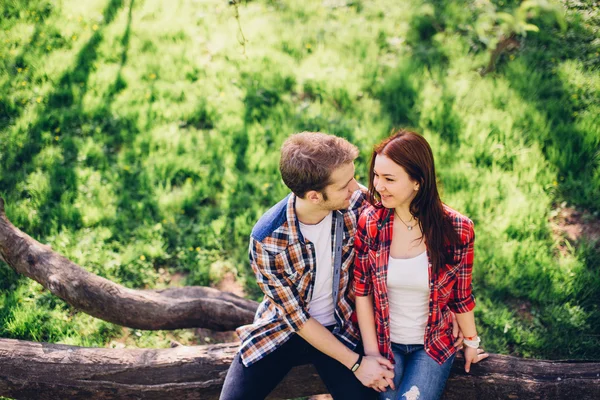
top-left (220, 132), bottom-right (393, 400)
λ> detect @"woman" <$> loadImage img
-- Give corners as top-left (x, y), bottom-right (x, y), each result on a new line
top-left (353, 130), bottom-right (488, 400)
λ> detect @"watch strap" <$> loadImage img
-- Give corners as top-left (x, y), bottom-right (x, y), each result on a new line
top-left (351, 353), bottom-right (363, 372)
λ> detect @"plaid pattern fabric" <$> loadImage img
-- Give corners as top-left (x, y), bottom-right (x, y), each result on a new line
top-left (237, 189), bottom-right (368, 367)
top-left (354, 204), bottom-right (476, 365)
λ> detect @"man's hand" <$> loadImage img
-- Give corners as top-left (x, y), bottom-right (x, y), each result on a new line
top-left (353, 355), bottom-right (395, 392)
top-left (463, 346), bottom-right (489, 373)
top-left (451, 312), bottom-right (464, 348)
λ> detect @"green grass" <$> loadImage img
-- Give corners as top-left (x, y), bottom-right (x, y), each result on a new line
top-left (0, 0), bottom-right (599, 360)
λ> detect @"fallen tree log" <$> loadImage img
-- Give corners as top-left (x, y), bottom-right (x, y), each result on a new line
top-left (0, 197), bottom-right (258, 331)
top-left (0, 338), bottom-right (598, 400)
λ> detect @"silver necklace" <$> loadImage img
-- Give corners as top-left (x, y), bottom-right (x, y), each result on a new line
top-left (395, 211), bottom-right (417, 231)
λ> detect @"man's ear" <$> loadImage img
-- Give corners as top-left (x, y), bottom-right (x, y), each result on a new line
top-left (305, 190), bottom-right (323, 204)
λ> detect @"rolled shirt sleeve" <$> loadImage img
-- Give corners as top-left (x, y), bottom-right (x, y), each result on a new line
top-left (448, 218), bottom-right (476, 314)
top-left (353, 212), bottom-right (373, 297)
top-left (249, 237), bottom-right (310, 331)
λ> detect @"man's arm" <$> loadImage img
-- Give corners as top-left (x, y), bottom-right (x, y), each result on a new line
top-left (250, 237), bottom-right (392, 387)
top-left (297, 318), bottom-right (394, 388)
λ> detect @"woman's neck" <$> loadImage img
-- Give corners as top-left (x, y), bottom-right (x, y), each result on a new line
top-left (394, 207), bottom-right (414, 222)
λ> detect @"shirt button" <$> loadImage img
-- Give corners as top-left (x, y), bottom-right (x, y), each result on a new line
top-left (429, 312), bottom-right (432, 316)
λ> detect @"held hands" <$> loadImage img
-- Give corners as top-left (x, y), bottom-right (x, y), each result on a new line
top-left (353, 354), bottom-right (395, 393)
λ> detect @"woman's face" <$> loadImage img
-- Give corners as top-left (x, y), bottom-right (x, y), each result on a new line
top-left (373, 154), bottom-right (419, 209)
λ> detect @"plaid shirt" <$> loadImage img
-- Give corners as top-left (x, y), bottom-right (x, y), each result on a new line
top-left (237, 190), bottom-right (368, 367)
top-left (353, 204), bottom-right (476, 365)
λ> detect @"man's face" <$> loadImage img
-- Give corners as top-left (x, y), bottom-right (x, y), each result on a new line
top-left (320, 162), bottom-right (358, 211)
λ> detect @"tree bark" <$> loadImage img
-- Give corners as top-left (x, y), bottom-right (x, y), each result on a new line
top-left (0, 197), bottom-right (258, 331)
top-left (0, 338), bottom-right (598, 400)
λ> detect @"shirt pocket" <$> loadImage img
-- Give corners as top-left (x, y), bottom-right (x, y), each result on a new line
top-left (275, 243), bottom-right (309, 284)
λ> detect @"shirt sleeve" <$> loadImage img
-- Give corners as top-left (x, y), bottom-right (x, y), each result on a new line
top-left (353, 212), bottom-right (373, 297)
top-left (249, 237), bottom-right (310, 331)
top-left (448, 218), bottom-right (476, 314)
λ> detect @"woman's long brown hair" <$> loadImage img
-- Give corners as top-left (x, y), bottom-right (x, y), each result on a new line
top-left (368, 130), bottom-right (460, 275)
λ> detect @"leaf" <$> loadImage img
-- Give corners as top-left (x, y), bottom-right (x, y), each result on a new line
top-left (523, 23), bottom-right (540, 32)
top-left (496, 12), bottom-right (516, 25)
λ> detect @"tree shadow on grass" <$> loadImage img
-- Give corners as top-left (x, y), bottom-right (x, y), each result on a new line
top-left (0, 0), bottom-right (129, 237)
top-left (473, 9), bottom-right (600, 359)
top-left (500, 7), bottom-right (600, 213)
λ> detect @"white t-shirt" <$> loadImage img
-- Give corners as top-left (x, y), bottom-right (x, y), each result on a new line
top-left (299, 212), bottom-right (336, 327)
top-left (387, 251), bottom-right (429, 344)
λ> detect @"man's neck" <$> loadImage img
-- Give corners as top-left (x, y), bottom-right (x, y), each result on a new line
top-left (295, 196), bottom-right (331, 225)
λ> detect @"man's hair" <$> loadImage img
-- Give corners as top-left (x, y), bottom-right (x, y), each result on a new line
top-left (280, 132), bottom-right (359, 198)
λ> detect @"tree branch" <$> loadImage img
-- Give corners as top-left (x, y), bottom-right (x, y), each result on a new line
top-left (0, 338), bottom-right (598, 400)
top-left (0, 197), bottom-right (258, 331)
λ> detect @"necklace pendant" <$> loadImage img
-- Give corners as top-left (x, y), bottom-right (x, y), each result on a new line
top-left (407, 226), bottom-right (412, 231)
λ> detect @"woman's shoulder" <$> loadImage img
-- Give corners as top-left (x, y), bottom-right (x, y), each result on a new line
top-left (442, 204), bottom-right (474, 243)
top-left (359, 203), bottom-right (388, 222)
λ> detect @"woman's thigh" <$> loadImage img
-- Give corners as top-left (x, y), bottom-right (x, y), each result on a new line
top-left (396, 349), bottom-right (455, 400)
top-left (378, 346), bottom-right (406, 400)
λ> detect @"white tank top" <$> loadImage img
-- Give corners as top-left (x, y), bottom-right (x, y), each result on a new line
top-left (387, 251), bottom-right (429, 344)
top-left (299, 212), bottom-right (336, 327)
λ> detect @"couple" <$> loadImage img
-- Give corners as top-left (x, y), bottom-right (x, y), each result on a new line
top-left (220, 130), bottom-right (488, 400)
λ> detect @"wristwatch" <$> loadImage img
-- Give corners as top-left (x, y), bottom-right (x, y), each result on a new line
top-left (351, 353), bottom-right (363, 372)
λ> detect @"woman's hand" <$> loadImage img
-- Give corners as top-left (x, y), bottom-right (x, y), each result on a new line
top-left (354, 355), bottom-right (395, 390)
top-left (371, 377), bottom-right (392, 393)
top-left (463, 346), bottom-right (489, 373)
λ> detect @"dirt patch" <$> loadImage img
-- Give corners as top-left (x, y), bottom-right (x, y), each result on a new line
top-left (215, 271), bottom-right (246, 298)
top-left (506, 299), bottom-right (534, 323)
top-left (550, 204), bottom-right (600, 256)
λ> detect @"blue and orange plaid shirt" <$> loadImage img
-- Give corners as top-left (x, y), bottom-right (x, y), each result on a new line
top-left (353, 204), bottom-right (476, 365)
top-left (236, 189), bottom-right (368, 367)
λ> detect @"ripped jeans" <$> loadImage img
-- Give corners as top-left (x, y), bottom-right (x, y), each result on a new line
top-left (379, 344), bottom-right (455, 400)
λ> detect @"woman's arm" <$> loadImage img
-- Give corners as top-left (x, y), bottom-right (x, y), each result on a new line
top-left (452, 219), bottom-right (487, 372)
top-left (454, 310), bottom-right (476, 338)
top-left (455, 311), bottom-right (488, 372)
top-left (355, 295), bottom-right (381, 356)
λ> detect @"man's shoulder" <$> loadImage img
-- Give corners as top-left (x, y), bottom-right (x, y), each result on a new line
top-left (251, 194), bottom-right (291, 243)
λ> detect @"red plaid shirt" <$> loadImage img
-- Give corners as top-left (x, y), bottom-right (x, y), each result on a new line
top-left (353, 204), bottom-right (476, 365)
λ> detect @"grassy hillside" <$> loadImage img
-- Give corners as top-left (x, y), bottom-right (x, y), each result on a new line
top-left (1, 0), bottom-right (599, 359)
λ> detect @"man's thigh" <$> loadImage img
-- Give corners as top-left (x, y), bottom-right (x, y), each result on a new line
top-left (219, 335), bottom-right (313, 400)
top-left (311, 346), bottom-right (378, 400)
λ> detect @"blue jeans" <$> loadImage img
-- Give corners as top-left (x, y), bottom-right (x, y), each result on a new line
top-left (379, 344), bottom-right (455, 400)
